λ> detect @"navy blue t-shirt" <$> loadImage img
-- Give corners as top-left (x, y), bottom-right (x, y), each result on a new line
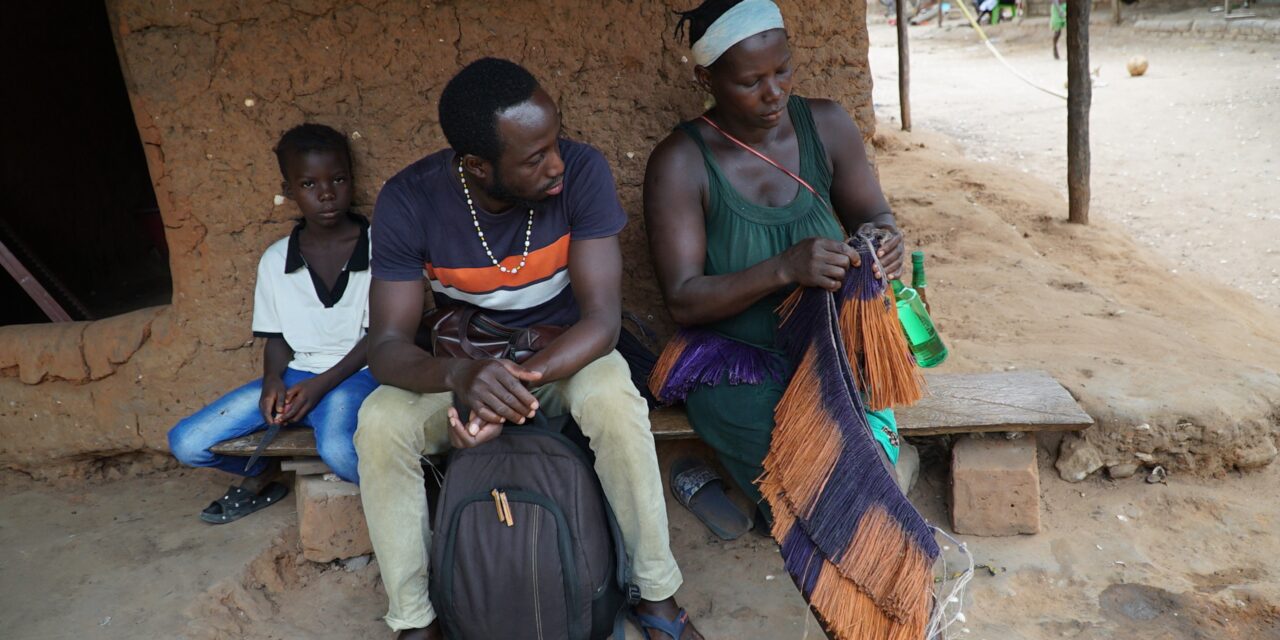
top-left (372, 139), bottom-right (626, 328)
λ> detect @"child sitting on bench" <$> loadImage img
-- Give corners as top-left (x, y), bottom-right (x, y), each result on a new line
top-left (167, 123), bottom-right (376, 523)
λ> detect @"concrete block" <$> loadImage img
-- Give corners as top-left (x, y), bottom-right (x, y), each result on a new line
top-left (951, 434), bottom-right (1040, 536)
top-left (281, 457), bottom-right (331, 476)
top-left (295, 474), bottom-right (372, 562)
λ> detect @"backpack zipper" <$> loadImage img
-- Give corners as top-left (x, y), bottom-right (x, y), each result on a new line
top-left (531, 509), bottom-right (543, 640)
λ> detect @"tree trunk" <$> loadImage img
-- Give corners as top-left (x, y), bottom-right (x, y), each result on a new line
top-left (1112, 0), bottom-right (1122, 24)
top-left (1067, 0), bottom-right (1090, 224)
top-left (897, 0), bottom-right (912, 131)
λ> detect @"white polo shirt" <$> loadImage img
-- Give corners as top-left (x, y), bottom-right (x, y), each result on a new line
top-left (251, 214), bottom-right (371, 374)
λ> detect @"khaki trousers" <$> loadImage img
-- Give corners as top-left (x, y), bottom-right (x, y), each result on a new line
top-left (355, 350), bottom-right (683, 631)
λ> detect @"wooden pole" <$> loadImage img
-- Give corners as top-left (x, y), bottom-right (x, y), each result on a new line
top-left (0, 238), bottom-right (73, 322)
top-left (896, 0), bottom-right (912, 131)
top-left (1067, 0), bottom-right (1091, 224)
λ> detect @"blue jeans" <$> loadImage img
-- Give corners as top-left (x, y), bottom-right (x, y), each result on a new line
top-left (168, 368), bottom-right (377, 484)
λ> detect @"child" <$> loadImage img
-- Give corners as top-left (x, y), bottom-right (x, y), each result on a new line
top-left (1051, 0), bottom-right (1067, 59)
top-left (168, 123), bottom-right (375, 523)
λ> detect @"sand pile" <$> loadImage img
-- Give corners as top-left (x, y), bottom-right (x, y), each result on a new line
top-left (874, 129), bottom-right (1280, 478)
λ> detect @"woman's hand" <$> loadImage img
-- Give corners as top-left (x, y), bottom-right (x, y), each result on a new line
top-left (776, 237), bottom-right (863, 291)
top-left (861, 222), bottom-right (905, 280)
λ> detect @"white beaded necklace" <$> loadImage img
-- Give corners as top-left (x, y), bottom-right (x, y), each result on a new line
top-left (458, 162), bottom-right (534, 275)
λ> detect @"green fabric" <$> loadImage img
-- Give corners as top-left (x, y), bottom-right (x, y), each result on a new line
top-left (677, 96), bottom-right (900, 512)
top-left (677, 95), bottom-right (843, 349)
top-left (1050, 2), bottom-right (1066, 31)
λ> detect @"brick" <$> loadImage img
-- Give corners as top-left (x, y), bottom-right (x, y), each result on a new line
top-left (281, 456), bottom-right (332, 476)
top-left (296, 474), bottom-right (372, 562)
top-left (950, 435), bottom-right (1040, 536)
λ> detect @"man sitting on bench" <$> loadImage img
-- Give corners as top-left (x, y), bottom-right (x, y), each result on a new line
top-left (355, 58), bottom-right (702, 640)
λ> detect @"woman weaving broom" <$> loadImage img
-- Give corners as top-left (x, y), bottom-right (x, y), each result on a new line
top-left (645, 0), bottom-right (907, 526)
top-left (645, 2), bottom-right (945, 638)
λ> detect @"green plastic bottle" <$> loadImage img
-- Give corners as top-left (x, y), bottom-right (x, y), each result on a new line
top-left (890, 279), bottom-right (948, 368)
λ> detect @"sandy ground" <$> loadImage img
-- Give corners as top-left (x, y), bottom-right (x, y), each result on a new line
top-left (867, 18), bottom-right (1280, 310)
top-left (3, 17), bottom-right (1280, 640)
top-left (4, 439), bottom-right (1279, 639)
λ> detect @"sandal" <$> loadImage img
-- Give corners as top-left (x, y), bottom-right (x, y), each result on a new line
top-left (199, 482), bottom-right (288, 524)
top-left (630, 607), bottom-right (691, 640)
top-left (670, 457), bottom-right (752, 541)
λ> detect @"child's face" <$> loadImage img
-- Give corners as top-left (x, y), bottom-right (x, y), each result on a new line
top-left (282, 150), bottom-right (353, 227)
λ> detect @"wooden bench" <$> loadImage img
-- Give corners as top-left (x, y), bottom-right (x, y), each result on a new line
top-left (212, 370), bottom-right (1091, 551)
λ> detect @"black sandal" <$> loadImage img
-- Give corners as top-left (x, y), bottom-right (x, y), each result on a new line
top-left (199, 482), bottom-right (289, 524)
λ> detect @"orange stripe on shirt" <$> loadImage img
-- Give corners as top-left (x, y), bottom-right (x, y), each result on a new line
top-left (424, 233), bottom-right (570, 293)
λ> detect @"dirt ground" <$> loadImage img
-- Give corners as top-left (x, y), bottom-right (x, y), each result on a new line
top-left (867, 18), bottom-right (1280, 311)
top-left (5, 439), bottom-right (1280, 639)
top-left (3, 16), bottom-right (1280, 640)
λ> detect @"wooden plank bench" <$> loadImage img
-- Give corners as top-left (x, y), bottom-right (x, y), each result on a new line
top-left (212, 370), bottom-right (1091, 453)
top-left (211, 370), bottom-right (1091, 552)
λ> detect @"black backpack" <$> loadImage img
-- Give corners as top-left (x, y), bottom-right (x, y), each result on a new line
top-left (429, 403), bottom-right (638, 640)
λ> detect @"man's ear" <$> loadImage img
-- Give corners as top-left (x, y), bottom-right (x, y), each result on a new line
top-left (460, 154), bottom-right (492, 181)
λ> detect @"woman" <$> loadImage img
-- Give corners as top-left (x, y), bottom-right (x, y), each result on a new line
top-left (645, 0), bottom-right (908, 527)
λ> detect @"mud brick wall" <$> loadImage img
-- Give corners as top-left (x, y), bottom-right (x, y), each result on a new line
top-left (0, 0), bottom-right (876, 470)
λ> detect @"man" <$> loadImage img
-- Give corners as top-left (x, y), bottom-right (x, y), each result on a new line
top-left (356, 58), bottom-right (702, 640)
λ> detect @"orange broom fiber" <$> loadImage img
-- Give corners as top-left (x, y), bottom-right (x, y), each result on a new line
top-left (760, 237), bottom-right (937, 640)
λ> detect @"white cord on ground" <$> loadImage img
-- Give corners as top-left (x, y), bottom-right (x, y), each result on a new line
top-left (951, 1), bottom-right (1069, 100)
top-left (926, 526), bottom-right (976, 640)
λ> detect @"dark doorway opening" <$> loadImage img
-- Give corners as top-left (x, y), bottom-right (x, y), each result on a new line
top-left (1, 2), bottom-right (171, 326)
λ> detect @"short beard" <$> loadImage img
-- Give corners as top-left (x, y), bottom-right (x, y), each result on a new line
top-left (486, 163), bottom-right (540, 212)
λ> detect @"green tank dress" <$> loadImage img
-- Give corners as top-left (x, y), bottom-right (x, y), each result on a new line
top-left (679, 96), bottom-right (899, 515)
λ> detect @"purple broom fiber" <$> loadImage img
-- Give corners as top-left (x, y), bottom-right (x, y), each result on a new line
top-left (783, 288), bottom-right (939, 560)
top-left (652, 328), bottom-right (787, 404)
top-left (764, 241), bottom-right (939, 637)
top-left (780, 524), bottom-right (824, 598)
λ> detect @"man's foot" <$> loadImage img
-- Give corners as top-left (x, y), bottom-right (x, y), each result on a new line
top-left (396, 621), bottom-right (441, 640)
top-left (632, 598), bottom-right (704, 640)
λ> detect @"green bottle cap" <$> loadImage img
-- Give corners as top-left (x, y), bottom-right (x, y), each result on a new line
top-left (911, 251), bottom-right (927, 288)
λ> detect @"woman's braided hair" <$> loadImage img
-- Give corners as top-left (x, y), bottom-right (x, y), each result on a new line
top-left (673, 0), bottom-right (747, 46)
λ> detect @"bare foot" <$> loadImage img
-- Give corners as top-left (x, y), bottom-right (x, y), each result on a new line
top-left (633, 597), bottom-right (704, 640)
top-left (239, 460), bottom-right (282, 494)
top-left (396, 621), bottom-right (441, 640)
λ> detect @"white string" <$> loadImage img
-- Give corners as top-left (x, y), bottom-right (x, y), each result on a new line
top-left (926, 526), bottom-right (976, 639)
top-left (951, 0), bottom-right (1068, 101)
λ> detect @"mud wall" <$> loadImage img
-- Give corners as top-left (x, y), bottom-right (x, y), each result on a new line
top-left (0, 0), bottom-right (877, 471)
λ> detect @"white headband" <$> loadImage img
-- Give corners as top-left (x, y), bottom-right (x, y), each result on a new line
top-left (691, 0), bottom-right (786, 67)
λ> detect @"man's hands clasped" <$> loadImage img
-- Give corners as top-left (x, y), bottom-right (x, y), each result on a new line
top-left (447, 358), bottom-right (544, 449)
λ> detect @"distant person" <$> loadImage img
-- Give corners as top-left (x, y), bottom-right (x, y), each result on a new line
top-left (168, 124), bottom-right (375, 522)
top-left (1052, 0), bottom-right (1067, 59)
top-left (355, 58), bottom-right (702, 640)
top-left (976, 0), bottom-right (998, 23)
